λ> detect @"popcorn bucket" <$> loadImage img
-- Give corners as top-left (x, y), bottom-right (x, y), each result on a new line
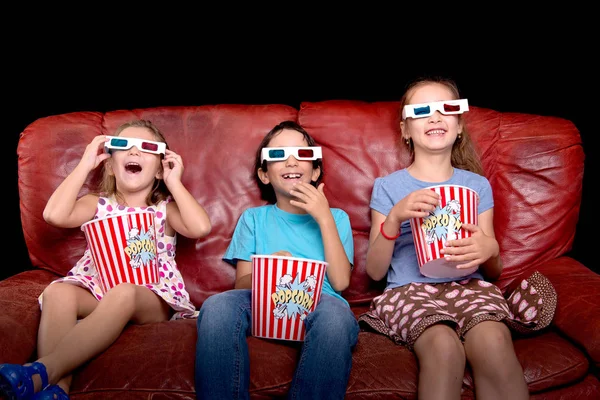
top-left (81, 211), bottom-right (159, 293)
top-left (251, 255), bottom-right (327, 341)
top-left (410, 185), bottom-right (479, 278)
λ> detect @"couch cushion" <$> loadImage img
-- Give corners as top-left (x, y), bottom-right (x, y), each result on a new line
top-left (0, 270), bottom-right (51, 363)
top-left (514, 331), bottom-right (590, 393)
top-left (56, 311), bottom-right (590, 399)
top-left (71, 319), bottom-right (197, 398)
top-left (345, 329), bottom-right (589, 398)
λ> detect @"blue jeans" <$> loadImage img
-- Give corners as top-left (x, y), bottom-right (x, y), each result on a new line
top-left (195, 289), bottom-right (359, 400)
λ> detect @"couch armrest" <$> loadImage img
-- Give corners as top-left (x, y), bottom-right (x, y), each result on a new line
top-left (0, 270), bottom-right (57, 363)
top-left (535, 256), bottom-right (600, 370)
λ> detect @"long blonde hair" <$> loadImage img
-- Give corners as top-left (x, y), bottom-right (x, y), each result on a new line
top-left (98, 120), bottom-right (171, 205)
top-left (400, 77), bottom-right (484, 175)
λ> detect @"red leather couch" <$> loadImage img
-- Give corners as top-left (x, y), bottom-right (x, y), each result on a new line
top-left (3, 101), bottom-right (599, 399)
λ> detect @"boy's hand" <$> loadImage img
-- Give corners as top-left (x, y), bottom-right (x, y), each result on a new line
top-left (272, 250), bottom-right (292, 257)
top-left (289, 182), bottom-right (331, 222)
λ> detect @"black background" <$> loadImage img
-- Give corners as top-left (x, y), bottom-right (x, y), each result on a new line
top-left (5, 43), bottom-right (597, 281)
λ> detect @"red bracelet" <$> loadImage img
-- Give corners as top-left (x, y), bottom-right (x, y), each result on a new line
top-left (380, 222), bottom-right (401, 240)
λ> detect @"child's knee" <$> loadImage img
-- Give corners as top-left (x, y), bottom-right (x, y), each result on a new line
top-left (198, 291), bottom-right (248, 326)
top-left (308, 306), bottom-right (358, 345)
top-left (104, 283), bottom-right (138, 301)
top-left (466, 321), bottom-right (512, 353)
top-left (42, 282), bottom-right (76, 304)
top-left (416, 324), bottom-right (464, 365)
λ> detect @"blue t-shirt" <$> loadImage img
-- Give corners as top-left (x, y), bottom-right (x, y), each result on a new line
top-left (223, 204), bottom-right (354, 305)
top-left (370, 168), bottom-right (493, 289)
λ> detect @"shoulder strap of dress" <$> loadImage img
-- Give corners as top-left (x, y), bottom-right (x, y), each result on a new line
top-left (93, 196), bottom-right (113, 219)
top-left (156, 196), bottom-right (172, 212)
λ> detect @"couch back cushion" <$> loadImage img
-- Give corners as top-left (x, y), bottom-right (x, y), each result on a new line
top-left (18, 101), bottom-right (583, 307)
top-left (18, 105), bottom-right (298, 305)
top-left (298, 100), bottom-right (584, 304)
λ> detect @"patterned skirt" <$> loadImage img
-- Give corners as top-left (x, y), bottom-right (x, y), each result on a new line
top-left (357, 271), bottom-right (556, 350)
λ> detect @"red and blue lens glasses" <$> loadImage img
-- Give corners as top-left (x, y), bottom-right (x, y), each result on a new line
top-left (402, 99), bottom-right (469, 120)
top-left (104, 136), bottom-right (166, 155)
top-left (261, 147), bottom-right (323, 162)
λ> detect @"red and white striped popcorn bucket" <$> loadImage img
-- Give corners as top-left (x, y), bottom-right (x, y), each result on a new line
top-left (81, 211), bottom-right (159, 293)
top-left (410, 185), bottom-right (479, 279)
top-left (251, 255), bottom-right (327, 341)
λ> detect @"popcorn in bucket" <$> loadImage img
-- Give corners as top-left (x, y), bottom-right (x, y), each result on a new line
top-left (410, 184), bottom-right (479, 278)
top-left (81, 211), bottom-right (159, 293)
top-left (251, 255), bottom-right (327, 341)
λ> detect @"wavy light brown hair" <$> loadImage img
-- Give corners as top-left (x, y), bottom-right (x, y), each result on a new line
top-left (400, 76), bottom-right (484, 175)
top-left (98, 119), bottom-right (171, 206)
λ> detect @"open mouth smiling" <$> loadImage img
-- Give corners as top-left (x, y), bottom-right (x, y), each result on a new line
top-left (426, 129), bottom-right (446, 136)
top-left (125, 162), bottom-right (142, 173)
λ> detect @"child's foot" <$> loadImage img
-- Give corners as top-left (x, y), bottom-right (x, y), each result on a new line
top-left (31, 384), bottom-right (69, 399)
top-left (0, 362), bottom-right (48, 400)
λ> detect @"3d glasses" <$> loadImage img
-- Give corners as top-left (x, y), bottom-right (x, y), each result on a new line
top-left (261, 146), bottom-right (322, 162)
top-left (104, 136), bottom-right (166, 155)
top-left (402, 99), bottom-right (469, 120)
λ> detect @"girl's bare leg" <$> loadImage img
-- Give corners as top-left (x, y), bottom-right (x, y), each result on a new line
top-left (414, 324), bottom-right (465, 400)
top-left (464, 321), bottom-right (529, 400)
top-left (37, 283), bottom-right (170, 389)
top-left (35, 283), bottom-right (99, 393)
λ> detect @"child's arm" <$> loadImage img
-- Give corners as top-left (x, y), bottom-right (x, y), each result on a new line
top-left (235, 251), bottom-right (291, 289)
top-left (365, 210), bottom-right (396, 281)
top-left (235, 260), bottom-right (252, 289)
top-left (289, 182), bottom-right (351, 291)
top-left (366, 188), bottom-right (440, 281)
top-left (234, 250), bottom-right (292, 289)
top-left (43, 135), bottom-right (110, 228)
top-left (162, 149), bottom-right (211, 239)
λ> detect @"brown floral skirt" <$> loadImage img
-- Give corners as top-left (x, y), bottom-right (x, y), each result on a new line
top-left (358, 271), bottom-right (556, 350)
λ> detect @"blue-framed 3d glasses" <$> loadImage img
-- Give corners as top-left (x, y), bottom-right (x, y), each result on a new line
top-left (402, 99), bottom-right (469, 120)
top-left (104, 136), bottom-right (166, 155)
top-left (261, 146), bottom-right (322, 162)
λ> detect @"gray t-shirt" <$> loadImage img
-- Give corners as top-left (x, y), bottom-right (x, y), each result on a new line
top-left (370, 168), bottom-right (493, 289)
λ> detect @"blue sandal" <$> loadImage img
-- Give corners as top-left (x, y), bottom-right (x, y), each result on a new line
top-left (0, 362), bottom-right (48, 400)
top-left (31, 384), bottom-right (69, 399)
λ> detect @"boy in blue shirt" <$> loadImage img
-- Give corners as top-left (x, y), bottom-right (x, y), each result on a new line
top-left (195, 121), bottom-right (358, 400)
